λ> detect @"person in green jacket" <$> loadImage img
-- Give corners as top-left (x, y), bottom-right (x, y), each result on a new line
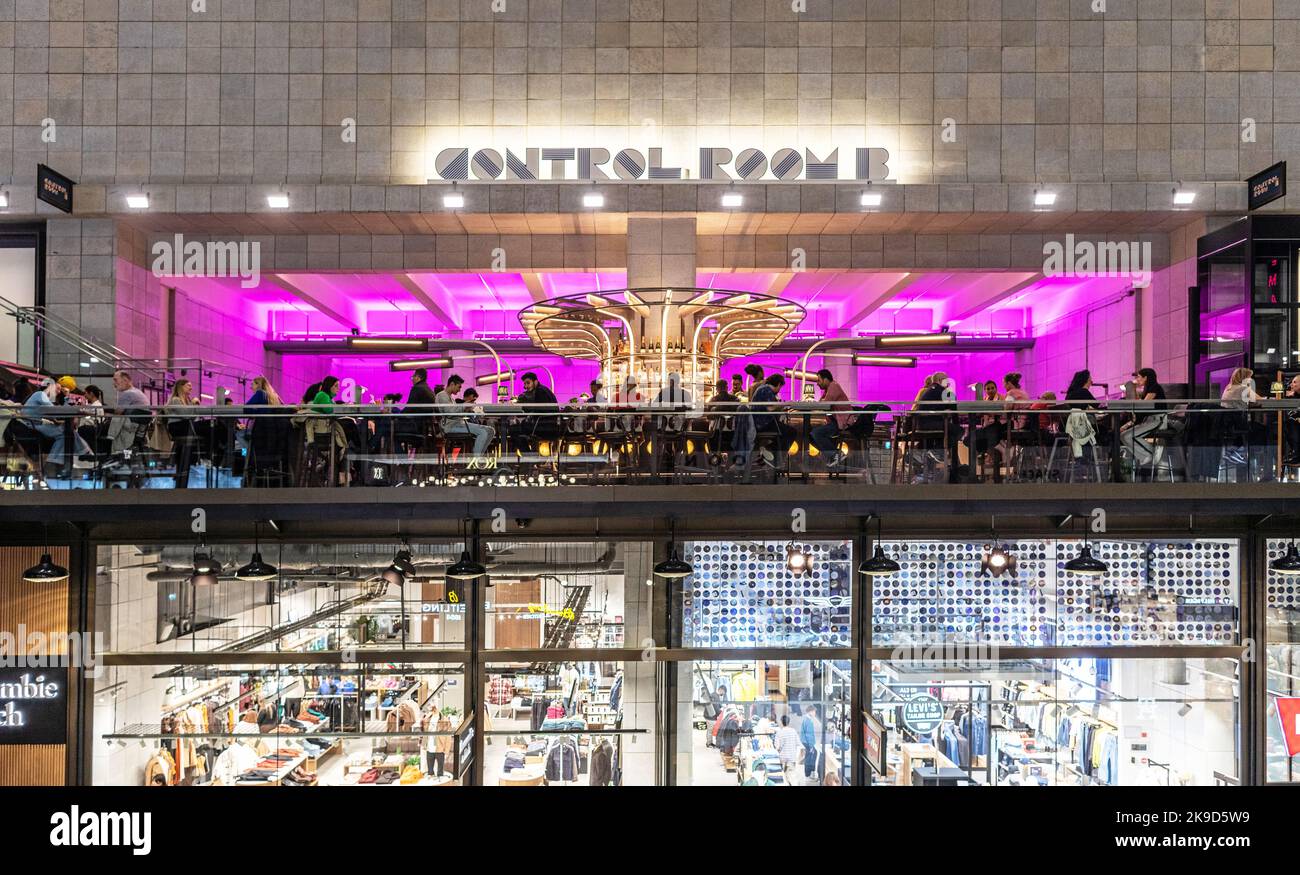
top-left (310, 376), bottom-right (340, 413)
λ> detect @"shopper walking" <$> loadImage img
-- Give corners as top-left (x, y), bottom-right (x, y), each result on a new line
top-left (774, 713), bottom-right (802, 781)
top-left (800, 704), bottom-right (823, 781)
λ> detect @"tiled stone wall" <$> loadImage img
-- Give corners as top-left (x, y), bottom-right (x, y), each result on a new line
top-left (0, 0), bottom-right (1296, 189)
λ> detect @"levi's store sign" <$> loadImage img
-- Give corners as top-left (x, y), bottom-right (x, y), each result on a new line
top-left (1275, 696), bottom-right (1300, 757)
top-left (433, 146), bottom-right (892, 182)
top-left (0, 669), bottom-right (66, 744)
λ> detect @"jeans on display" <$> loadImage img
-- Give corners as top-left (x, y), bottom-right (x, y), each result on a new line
top-left (445, 422), bottom-right (495, 455)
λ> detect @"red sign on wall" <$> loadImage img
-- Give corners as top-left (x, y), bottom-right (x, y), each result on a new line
top-left (1275, 697), bottom-right (1300, 757)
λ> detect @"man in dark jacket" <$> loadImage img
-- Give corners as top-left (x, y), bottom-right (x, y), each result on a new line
top-left (509, 371), bottom-right (561, 449)
top-left (398, 368), bottom-right (438, 439)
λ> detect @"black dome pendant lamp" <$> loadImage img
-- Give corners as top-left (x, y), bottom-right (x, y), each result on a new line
top-left (653, 519), bottom-right (693, 579)
top-left (858, 516), bottom-right (900, 577)
top-left (23, 523), bottom-right (68, 584)
top-left (236, 521), bottom-right (279, 581)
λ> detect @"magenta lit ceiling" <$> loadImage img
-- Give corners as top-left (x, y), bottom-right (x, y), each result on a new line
top-left (161, 268), bottom-right (1143, 342)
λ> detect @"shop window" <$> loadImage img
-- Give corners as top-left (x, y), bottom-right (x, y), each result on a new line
top-left (676, 659), bottom-right (851, 786)
top-left (482, 541), bottom-right (648, 650)
top-left (1265, 538), bottom-right (1300, 783)
top-left (869, 658), bottom-right (1239, 787)
top-left (679, 540), bottom-right (853, 648)
top-left (482, 661), bottom-right (655, 786)
top-left (872, 539), bottom-right (1238, 647)
top-left (92, 664), bottom-right (468, 786)
top-left (96, 543), bottom-right (468, 655)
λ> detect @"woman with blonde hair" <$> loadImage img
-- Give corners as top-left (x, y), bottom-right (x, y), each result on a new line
top-left (248, 376), bottom-right (281, 406)
top-left (1221, 367), bottom-right (1256, 409)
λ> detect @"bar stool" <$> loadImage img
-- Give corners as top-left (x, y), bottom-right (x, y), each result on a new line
top-left (1145, 423), bottom-right (1187, 482)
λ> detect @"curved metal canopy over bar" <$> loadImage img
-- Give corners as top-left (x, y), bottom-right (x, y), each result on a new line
top-left (518, 287), bottom-right (807, 397)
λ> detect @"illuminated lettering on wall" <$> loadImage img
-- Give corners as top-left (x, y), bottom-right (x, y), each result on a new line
top-left (431, 147), bottom-right (892, 182)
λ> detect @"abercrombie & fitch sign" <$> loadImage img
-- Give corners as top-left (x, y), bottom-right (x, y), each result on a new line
top-left (432, 146), bottom-right (892, 182)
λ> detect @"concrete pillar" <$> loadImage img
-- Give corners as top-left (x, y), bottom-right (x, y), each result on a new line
top-left (626, 217), bottom-right (696, 288)
top-left (620, 542), bottom-right (657, 785)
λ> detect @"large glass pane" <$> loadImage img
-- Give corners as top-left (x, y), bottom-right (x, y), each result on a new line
top-left (482, 541), bottom-right (651, 650)
top-left (92, 663), bottom-right (468, 786)
top-left (678, 539), bottom-right (853, 648)
top-left (96, 542), bottom-right (468, 655)
top-left (675, 659), bottom-right (851, 786)
top-left (482, 660), bottom-right (655, 786)
top-left (1266, 537), bottom-right (1300, 782)
top-left (871, 538), bottom-right (1238, 647)
top-left (869, 658), bottom-right (1239, 787)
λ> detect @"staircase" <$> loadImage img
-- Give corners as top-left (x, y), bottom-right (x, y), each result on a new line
top-left (529, 584), bottom-right (592, 670)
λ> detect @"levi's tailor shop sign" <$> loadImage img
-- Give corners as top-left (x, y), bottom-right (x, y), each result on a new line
top-left (0, 668), bottom-right (67, 744)
top-left (37, 164), bottom-right (75, 213)
top-left (900, 694), bottom-right (945, 735)
top-left (432, 146), bottom-right (892, 182)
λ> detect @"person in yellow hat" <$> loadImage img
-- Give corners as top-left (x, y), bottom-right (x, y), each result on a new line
top-left (57, 375), bottom-right (78, 392)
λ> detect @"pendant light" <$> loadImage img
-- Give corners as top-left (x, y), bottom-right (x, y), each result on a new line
top-left (1271, 540), bottom-right (1300, 576)
top-left (23, 553), bottom-right (68, 583)
top-left (1062, 516), bottom-right (1110, 577)
top-left (385, 542), bottom-right (417, 586)
top-left (858, 516), bottom-right (900, 577)
top-left (446, 519), bottom-right (487, 581)
top-left (653, 519), bottom-right (693, 579)
top-left (236, 521), bottom-right (279, 581)
top-left (23, 524), bottom-right (68, 584)
top-left (191, 541), bottom-right (223, 586)
top-left (785, 543), bottom-right (812, 576)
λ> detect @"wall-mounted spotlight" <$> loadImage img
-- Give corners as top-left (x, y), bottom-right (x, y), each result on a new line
top-left (126, 193), bottom-right (150, 210)
top-left (1173, 188), bottom-right (1196, 206)
top-left (266, 192), bottom-right (290, 209)
top-left (979, 541), bottom-right (1017, 578)
top-left (1033, 190), bottom-right (1056, 207)
top-left (583, 191), bottom-right (605, 208)
top-left (860, 189), bottom-right (882, 207)
top-left (443, 182), bottom-right (465, 209)
top-left (721, 186), bottom-right (743, 208)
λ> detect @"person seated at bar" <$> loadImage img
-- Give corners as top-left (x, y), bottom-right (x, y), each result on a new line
top-left (395, 368), bottom-right (437, 444)
top-left (1119, 367), bottom-right (1167, 474)
top-left (1286, 374), bottom-right (1300, 464)
top-left (809, 369), bottom-right (853, 469)
top-left (971, 379), bottom-right (1003, 479)
top-left (743, 363), bottom-right (764, 400)
top-left (437, 373), bottom-right (495, 455)
top-left (1030, 391), bottom-right (1058, 431)
top-left (730, 373), bottom-right (746, 403)
top-left (589, 380), bottom-right (607, 405)
top-left (509, 371), bottom-right (560, 450)
top-left (709, 379), bottom-right (737, 407)
top-left (23, 377), bottom-right (92, 476)
top-left (1065, 370), bottom-right (1099, 409)
top-left (247, 375), bottom-right (281, 406)
top-left (105, 369), bottom-right (151, 455)
top-left (309, 376), bottom-right (340, 412)
top-left (77, 384), bottom-right (107, 453)
top-left (748, 373), bottom-right (795, 468)
top-left (912, 371), bottom-right (961, 469)
top-left (165, 378), bottom-right (203, 488)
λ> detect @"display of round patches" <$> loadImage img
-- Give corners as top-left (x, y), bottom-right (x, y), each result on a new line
top-left (681, 540), bottom-right (852, 647)
top-left (871, 539), bottom-right (1239, 648)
